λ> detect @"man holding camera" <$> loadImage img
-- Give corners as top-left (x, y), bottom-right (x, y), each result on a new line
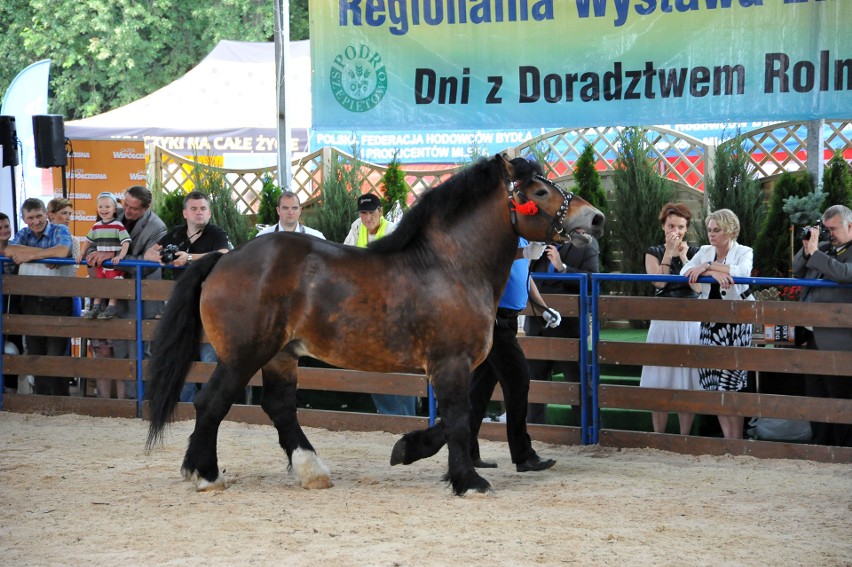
top-left (144, 191), bottom-right (231, 402)
top-left (144, 191), bottom-right (231, 269)
top-left (792, 204), bottom-right (852, 447)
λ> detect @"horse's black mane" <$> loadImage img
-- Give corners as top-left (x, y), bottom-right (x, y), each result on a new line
top-left (369, 156), bottom-right (541, 255)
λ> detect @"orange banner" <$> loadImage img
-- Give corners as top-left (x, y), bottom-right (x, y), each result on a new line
top-left (50, 140), bottom-right (146, 239)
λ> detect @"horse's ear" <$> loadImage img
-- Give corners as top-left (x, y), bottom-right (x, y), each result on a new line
top-left (496, 153), bottom-right (515, 180)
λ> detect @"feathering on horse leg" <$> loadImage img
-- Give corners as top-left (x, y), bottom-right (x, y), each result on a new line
top-left (441, 401), bottom-right (492, 495)
top-left (433, 365), bottom-right (492, 496)
top-left (261, 353), bottom-right (331, 489)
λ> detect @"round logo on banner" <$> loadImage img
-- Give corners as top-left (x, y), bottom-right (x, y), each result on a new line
top-left (330, 44), bottom-right (388, 113)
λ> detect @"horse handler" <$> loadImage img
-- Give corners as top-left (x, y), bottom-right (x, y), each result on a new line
top-left (467, 239), bottom-right (559, 472)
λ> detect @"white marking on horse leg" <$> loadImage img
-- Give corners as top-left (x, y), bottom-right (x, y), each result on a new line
top-left (291, 448), bottom-right (333, 489)
top-left (463, 486), bottom-right (495, 497)
top-left (196, 473), bottom-right (226, 492)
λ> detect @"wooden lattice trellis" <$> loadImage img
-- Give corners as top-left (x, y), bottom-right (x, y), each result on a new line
top-left (151, 121), bottom-right (852, 208)
top-left (514, 125), bottom-right (708, 191)
top-left (737, 120), bottom-right (852, 179)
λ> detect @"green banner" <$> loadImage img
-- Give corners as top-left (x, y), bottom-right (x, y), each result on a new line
top-left (310, 0), bottom-right (850, 131)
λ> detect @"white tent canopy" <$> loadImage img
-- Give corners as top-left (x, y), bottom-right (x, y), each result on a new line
top-left (65, 40), bottom-right (310, 154)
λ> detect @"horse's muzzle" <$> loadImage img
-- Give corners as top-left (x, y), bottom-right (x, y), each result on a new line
top-left (560, 211), bottom-right (605, 243)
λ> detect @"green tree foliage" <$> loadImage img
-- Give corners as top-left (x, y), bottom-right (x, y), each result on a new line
top-left (754, 172), bottom-right (813, 277)
top-left (154, 190), bottom-right (187, 233)
top-left (313, 154), bottom-right (361, 243)
top-left (705, 133), bottom-right (765, 248)
top-left (0, 0), bottom-right (309, 119)
top-left (821, 151), bottom-right (852, 209)
top-left (380, 151), bottom-right (409, 216)
top-left (611, 127), bottom-right (675, 297)
top-left (783, 192), bottom-right (824, 226)
top-left (194, 167), bottom-right (252, 247)
top-left (257, 175), bottom-right (283, 225)
top-left (572, 144), bottom-right (610, 271)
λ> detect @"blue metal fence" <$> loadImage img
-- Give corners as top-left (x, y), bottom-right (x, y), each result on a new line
top-left (0, 257), bottom-right (157, 416)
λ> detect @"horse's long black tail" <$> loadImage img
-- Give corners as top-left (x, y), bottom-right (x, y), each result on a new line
top-left (146, 252), bottom-right (224, 450)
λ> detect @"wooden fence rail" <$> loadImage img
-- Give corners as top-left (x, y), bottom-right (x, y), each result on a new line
top-left (591, 273), bottom-right (852, 463)
top-left (2, 267), bottom-right (851, 462)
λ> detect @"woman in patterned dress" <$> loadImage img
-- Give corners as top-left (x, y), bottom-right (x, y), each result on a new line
top-left (681, 209), bottom-right (754, 439)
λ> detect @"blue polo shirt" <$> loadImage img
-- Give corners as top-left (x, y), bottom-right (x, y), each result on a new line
top-left (499, 237), bottom-right (530, 311)
top-left (10, 221), bottom-right (73, 254)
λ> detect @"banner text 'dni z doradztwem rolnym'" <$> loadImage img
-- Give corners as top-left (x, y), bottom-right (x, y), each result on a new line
top-left (310, 0), bottom-right (851, 131)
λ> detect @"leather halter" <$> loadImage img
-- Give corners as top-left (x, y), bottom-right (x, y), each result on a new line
top-left (508, 174), bottom-right (574, 244)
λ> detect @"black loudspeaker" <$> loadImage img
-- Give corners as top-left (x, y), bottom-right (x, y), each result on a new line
top-left (32, 114), bottom-right (67, 168)
top-left (0, 115), bottom-right (18, 167)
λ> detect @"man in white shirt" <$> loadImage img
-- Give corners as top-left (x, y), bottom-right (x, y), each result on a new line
top-left (256, 191), bottom-right (325, 239)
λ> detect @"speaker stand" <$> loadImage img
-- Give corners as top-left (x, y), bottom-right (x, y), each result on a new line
top-left (60, 164), bottom-right (67, 198)
top-left (7, 163), bottom-right (20, 233)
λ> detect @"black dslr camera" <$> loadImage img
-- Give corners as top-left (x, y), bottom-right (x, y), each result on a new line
top-left (160, 244), bottom-right (180, 264)
top-left (799, 223), bottom-right (829, 241)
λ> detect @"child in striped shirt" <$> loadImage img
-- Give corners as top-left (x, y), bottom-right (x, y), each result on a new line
top-left (75, 192), bottom-right (131, 320)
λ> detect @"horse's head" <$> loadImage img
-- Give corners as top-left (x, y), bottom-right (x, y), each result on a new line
top-left (498, 155), bottom-right (605, 246)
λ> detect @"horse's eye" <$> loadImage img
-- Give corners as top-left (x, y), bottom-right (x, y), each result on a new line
top-left (535, 189), bottom-right (548, 197)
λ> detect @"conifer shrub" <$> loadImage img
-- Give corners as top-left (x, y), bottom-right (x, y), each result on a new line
top-left (754, 171), bottom-right (812, 277)
top-left (610, 127), bottom-right (675, 299)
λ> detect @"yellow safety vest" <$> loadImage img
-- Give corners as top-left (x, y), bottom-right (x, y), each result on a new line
top-left (356, 218), bottom-right (388, 248)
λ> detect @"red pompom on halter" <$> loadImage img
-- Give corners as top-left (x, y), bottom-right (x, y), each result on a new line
top-left (511, 198), bottom-right (539, 216)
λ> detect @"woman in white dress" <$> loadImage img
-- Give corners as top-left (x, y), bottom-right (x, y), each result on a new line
top-left (639, 203), bottom-right (701, 434)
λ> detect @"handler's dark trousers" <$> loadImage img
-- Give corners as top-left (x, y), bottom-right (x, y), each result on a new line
top-left (468, 309), bottom-right (536, 464)
top-left (22, 296), bottom-right (73, 396)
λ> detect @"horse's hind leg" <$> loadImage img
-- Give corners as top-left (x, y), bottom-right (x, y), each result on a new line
top-left (260, 352), bottom-right (331, 489)
top-left (182, 363), bottom-right (250, 491)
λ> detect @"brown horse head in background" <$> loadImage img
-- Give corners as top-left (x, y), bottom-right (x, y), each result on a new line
top-left (146, 154), bottom-right (604, 495)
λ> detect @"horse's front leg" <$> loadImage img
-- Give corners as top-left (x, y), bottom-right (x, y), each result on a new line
top-left (433, 360), bottom-right (492, 496)
top-left (182, 363), bottom-right (249, 491)
top-left (261, 352), bottom-right (331, 489)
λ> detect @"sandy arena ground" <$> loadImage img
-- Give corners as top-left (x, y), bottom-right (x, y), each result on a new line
top-left (0, 412), bottom-right (850, 566)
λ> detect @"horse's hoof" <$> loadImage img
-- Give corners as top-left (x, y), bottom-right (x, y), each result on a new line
top-left (292, 448), bottom-right (332, 489)
top-left (196, 474), bottom-right (226, 492)
top-left (301, 476), bottom-right (333, 490)
top-left (463, 485), bottom-right (495, 497)
top-left (390, 437), bottom-right (409, 466)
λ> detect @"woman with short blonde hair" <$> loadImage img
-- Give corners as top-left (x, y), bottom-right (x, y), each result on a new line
top-left (681, 208), bottom-right (754, 439)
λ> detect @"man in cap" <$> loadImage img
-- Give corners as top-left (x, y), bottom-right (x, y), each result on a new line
top-left (344, 193), bottom-right (395, 247)
top-left (343, 193), bottom-right (415, 416)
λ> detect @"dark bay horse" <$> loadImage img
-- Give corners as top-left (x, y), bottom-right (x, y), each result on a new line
top-left (146, 155), bottom-right (604, 495)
